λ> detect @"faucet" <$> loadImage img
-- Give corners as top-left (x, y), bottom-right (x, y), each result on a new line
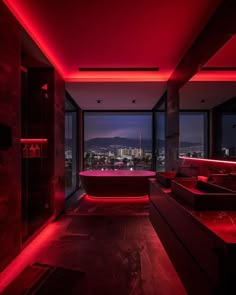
top-left (177, 164), bottom-right (199, 177)
top-left (208, 167), bottom-right (231, 183)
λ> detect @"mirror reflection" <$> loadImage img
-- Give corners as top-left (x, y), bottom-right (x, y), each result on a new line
top-left (179, 35), bottom-right (236, 161)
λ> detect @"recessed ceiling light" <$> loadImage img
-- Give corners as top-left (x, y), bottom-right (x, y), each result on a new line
top-left (97, 99), bottom-right (102, 103)
top-left (201, 99), bottom-right (205, 104)
top-left (132, 100), bottom-right (136, 104)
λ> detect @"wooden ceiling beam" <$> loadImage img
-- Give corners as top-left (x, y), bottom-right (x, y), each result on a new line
top-left (168, 0), bottom-right (236, 88)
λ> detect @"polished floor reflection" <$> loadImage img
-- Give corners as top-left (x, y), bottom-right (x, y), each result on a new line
top-left (0, 192), bottom-right (187, 295)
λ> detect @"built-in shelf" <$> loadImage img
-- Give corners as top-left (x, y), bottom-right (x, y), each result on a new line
top-left (20, 138), bottom-right (48, 143)
top-left (21, 138), bottom-right (48, 158)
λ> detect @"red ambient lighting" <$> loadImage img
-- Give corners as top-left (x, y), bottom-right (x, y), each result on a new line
top-left (20, 138), bottom-right (48, 143)
top-left (0, 220), bottom-right (57, 292)
top-left (2, 0), bottom-right (65, 77)
top-left (191, 72), bottom-right (236, 81)
top-left (180, 157), bottom-right (236, 165)
top-left (84, 194), bottom-right (149, 203)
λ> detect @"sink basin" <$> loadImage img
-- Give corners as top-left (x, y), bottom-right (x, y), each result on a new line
top-left (171, 179), bottom-right (236, 210)
top-left (210, 174), bottom-right (236, 191)
top-left (156, 171), bottom-right (177, 187)
top-left (211, 174), bottom-right (229, 185)
top-left (156, 171), bottom-right (192, 188)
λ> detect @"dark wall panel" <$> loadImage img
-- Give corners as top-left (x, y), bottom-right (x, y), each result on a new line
top-left (0, 2), bottom-right (21, 271)
top-left (52, 70), bottom-right (65, 216)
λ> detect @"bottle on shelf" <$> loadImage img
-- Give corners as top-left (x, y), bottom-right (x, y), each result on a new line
top-left (22, 144), bottom-right (29, 158)
top-left (29, 144), bottom-right (36, 158)
top-left (35, 144), bottom-right (41, 157)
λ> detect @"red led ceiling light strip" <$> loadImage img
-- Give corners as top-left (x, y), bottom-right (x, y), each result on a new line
top-left (20, 138), bottom-right (48, 143)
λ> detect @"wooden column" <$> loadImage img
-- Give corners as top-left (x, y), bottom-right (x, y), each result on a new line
top-left (52, 70), bottom-right (65, 216)
top-left (78, 108), bottom-right (83, 185)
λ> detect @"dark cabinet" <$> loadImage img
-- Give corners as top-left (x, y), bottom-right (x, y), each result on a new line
top-left (149, 179), bottom-right (236, 294)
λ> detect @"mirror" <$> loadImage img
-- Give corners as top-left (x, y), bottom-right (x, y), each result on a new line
top-left (179, 36), bottom-right (236, 161)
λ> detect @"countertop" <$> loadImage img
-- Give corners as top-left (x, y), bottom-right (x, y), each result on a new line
top-left (149, 179), bottom-right (236, 245)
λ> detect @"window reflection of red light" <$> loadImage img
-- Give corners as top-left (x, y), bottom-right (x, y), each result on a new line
top-left (180, 157), bottom-right (236, 165)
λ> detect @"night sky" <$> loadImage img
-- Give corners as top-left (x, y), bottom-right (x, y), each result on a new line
top-left (84, 112), bottom-right (206, 144)
top-left (84, 113), bottom-right (152, 140)
top-left (66, 112), bottom-right (236, 147)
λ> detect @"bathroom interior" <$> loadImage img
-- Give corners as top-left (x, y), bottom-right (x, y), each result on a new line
top-left (0, 0), bottom-right (236, 294)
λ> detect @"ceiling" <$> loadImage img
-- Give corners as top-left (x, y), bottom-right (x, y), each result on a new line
top-left (3, 0), bottom-right (236, 110)
top-left (180, 81), bottom-right (236, 110)
top-left (66, 82), bottom-right (166, 110)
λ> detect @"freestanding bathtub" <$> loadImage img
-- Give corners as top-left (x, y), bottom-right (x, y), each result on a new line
top-left (79, 170), bottom-right (156, 197)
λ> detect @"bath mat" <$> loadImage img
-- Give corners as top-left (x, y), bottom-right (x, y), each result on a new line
top-left (66, 194), bottom-right (149, 216)
top-left (1, 263), bottom-right (51, 295)
top-left (2, 263), bottom-right (86, 295)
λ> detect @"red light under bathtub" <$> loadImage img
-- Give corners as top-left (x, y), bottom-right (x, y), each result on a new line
top-left (180, 157), bottom-right (236, 165)
top-left (84, 194), bottom-right (149, 204)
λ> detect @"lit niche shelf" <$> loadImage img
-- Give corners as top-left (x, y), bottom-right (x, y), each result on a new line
top-left (20, 138), bottom-right (48, 158)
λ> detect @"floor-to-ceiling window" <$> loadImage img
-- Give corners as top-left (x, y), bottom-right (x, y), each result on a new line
top-left (220, 112), bottom-right (236, 159)
top-left (154, 110), bottom-right (208, 171)
top-left (213, 97), bottom-right (236, 159)
top-left (84, 112), bottom-right (152, 170)
top-left (65, 97), bottom-right (78, 197)
top-left (83, 110), bottom-right (208, 173)
top-left (155, 111), bottom-right (165, 171)
top-left (179, 112), bottom-right (208, 158)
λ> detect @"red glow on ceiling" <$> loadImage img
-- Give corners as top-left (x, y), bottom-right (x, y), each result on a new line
top-left (191, 72), bottom-right (236, 81)
top-left (84, 194), bottom-right (148, 203)
top-left (20, 138), bottom-right (48, 143)
top-left (3, 0), bottom-right (221, 82)
top-left (3, 0), bottom-right (64, 77)
top-left (180, 157), bottom-right (236, 165)
top-left (192, 35), bottom-right (236, 81)
top-left (204, 35), bottom-right (236, 68)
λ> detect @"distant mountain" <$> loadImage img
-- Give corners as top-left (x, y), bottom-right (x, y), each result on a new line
top-left (180, 141), bottom-right (202, 147)
top-left (83, 137), bottom-right (201, 150)
top-left (84, 137), bottom-right (152, 150)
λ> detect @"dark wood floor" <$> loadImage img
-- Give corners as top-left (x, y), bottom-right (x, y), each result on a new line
top-left (34, 194), bottom-right (187, 294)
top-left (0, 192), bottom-right (187, 294)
